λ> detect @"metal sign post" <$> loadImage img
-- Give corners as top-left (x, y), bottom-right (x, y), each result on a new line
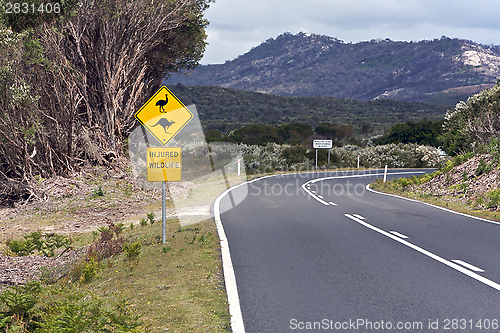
top-left (315, 149), bottom-right (318, 170)
top-left (146, 147), bottom-right (182, 244)
top-left (162, 181), bottom-right (166, 243)
top-left (134, 86), bottom-right (193, 244)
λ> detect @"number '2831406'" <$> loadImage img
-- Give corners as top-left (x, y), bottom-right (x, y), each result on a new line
top-left (4, 2), bottom-right (61, 14)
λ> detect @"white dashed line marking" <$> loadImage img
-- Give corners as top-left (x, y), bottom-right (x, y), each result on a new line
top-left (389, 231), bottom-right (409, 239)
top-left (345, 214), bottom-right (500, 292)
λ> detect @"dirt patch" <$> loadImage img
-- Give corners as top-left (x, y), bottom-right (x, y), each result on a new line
top-left (0, 250), bottom-right (83, 290)
top-left (0, 163), bottom-right (200, 290)
top-left (0, 167), bottom-right (197, 238)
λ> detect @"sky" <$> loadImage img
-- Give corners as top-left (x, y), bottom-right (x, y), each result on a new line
top-left (200, 0), bottom-right (500, 64)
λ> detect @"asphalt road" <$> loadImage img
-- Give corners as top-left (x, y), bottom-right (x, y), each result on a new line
top-left (217, 169), bottom-right (500, 332)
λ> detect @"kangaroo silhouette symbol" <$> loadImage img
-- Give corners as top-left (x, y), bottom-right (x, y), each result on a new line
top-left (151, 118), bottom-right (175, 134)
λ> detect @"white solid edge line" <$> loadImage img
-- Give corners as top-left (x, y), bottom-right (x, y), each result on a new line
top-left (214, 184), bottom-right (247, 333)
top-left (365, 184), bottom-right (500, 227)
top-left (308, 171), bottom-right (425, 184)
top-left (389, 230), bottom-right (409, 239)
top-left (345, 214), bottom-right (500, 291)
top-left (329, 202), bottom-right (337, 206)
top-left (301, 171), bottom-right (424, 207)
top-left (352, 214), bottom-right (366, 220)
top-left (452, 260), bottom-right (485, 273)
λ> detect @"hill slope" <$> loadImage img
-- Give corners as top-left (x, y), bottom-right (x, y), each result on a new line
top-left (166, 33), bottom-right (500, 104)
top-left (167, 85), bottom-right (449, 134)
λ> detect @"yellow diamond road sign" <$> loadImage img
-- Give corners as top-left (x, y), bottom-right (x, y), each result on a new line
top-left (135, 86), bottom-right (193, 145)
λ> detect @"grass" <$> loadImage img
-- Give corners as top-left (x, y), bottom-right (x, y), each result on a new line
top-left (370, 178), bottom-right (500, 222)
top-left (79, 217), bottom-right (230, 332)
top-left (2, 216), bottom-right (230, 332)
top-left (0, 168), bottom-right (231, 332)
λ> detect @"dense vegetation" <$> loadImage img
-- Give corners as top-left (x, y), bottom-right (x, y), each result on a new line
top-left (167, 85), bottom-right (449, 135)
top-left (166, 32), bottom-right (500, 103)
top-left (373, 79), bottom-right (500, 215)
top-left (0, 0), bottom-right (212, 202)
top-left (440, 79), bottom-right (500, 155)
top-left (206, 122), bottom-right (359, 146)
top-left (373, 119), bottom-right (444, 147)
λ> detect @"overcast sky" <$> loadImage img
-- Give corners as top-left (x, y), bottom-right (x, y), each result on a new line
top-left (200, 0), bottom-right (500, 64)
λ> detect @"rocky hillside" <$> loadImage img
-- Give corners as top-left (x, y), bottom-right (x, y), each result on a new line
top-left (417, 154), bottom-right (500, 207)
top-left (166, 33), bottom-right (500, 104)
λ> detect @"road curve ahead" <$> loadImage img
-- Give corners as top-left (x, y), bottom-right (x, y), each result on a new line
top-left (216, 169), bottom-right (500, 332)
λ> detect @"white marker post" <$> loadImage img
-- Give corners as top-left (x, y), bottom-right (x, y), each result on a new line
top-left (383, 165), bottom-right (388, 182)
top-left (238, 159), bottom-right (241, 176)
top-left (357, 155), bottom-right (360, 168)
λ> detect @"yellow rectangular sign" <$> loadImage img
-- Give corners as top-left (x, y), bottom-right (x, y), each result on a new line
top-left (147, 147), bottom-right (181, 182)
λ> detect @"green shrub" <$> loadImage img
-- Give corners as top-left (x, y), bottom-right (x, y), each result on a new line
top-left (453, 152), bottom-right (473, 167)
top-left (111, 223), bottom-right (125, 236)
top-left (281, 145), bottom-right (308, 165)
top-left (487, 135), bottom-right (500, 162)
top-left (80, 256), bottom-right (100, 284)
top-left (123, 242), bottom-right (141, 261)
top-left (6, 238), bottom-right (34, 256)
top-left (92, 185), bottom-right (105, 198)
top-left (36, 289), bottom-right (143, 332)
top-left (147, 212), bottom-right (155, 225)
top-left (475, 158), bottom-right (493, 177)
top-left (6, 232), bottom-right (72, 257)
top-left (487, 189), bottom-right (500, 208)
top-left (0, 281), bottom-right (42, 332)
top-left (399, 178), bottom-right (408, 187)
top-left (441, 159), bottom-right (454, 173)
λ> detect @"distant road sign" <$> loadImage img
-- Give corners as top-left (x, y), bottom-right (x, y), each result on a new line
top-left (147, 147), bottom-right (181, 182)
top-left (135, 86), bottom-right (193, 146)
top-left (313, 139), bottom-right (333, 149)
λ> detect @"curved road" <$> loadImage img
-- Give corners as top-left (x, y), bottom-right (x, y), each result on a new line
top-left (216, 169), bottom-right (500, 332)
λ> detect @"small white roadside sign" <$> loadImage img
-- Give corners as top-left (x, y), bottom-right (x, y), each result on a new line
top-left (313, 139), bottom-right (333, 149)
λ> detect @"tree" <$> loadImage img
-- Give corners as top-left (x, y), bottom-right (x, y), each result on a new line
top-left (230, 124), bottom-right (281, 145)
top-left (374, 120), bottom-right (443, 147)
top-left (440, 79), bottom-right (500, 154)
top-left (277, 123), bottom-right (313, 144)
top-left (314, 123), bottom-right (354, 144)
top-left (0, 0), bottom-right (212, 201)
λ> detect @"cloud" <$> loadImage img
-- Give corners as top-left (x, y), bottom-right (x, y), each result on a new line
top-left (201, 0), bottom-right (500, 64)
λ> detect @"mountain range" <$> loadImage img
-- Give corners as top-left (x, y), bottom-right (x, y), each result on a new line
top-left (165, 32), bottom-right (500, 104)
